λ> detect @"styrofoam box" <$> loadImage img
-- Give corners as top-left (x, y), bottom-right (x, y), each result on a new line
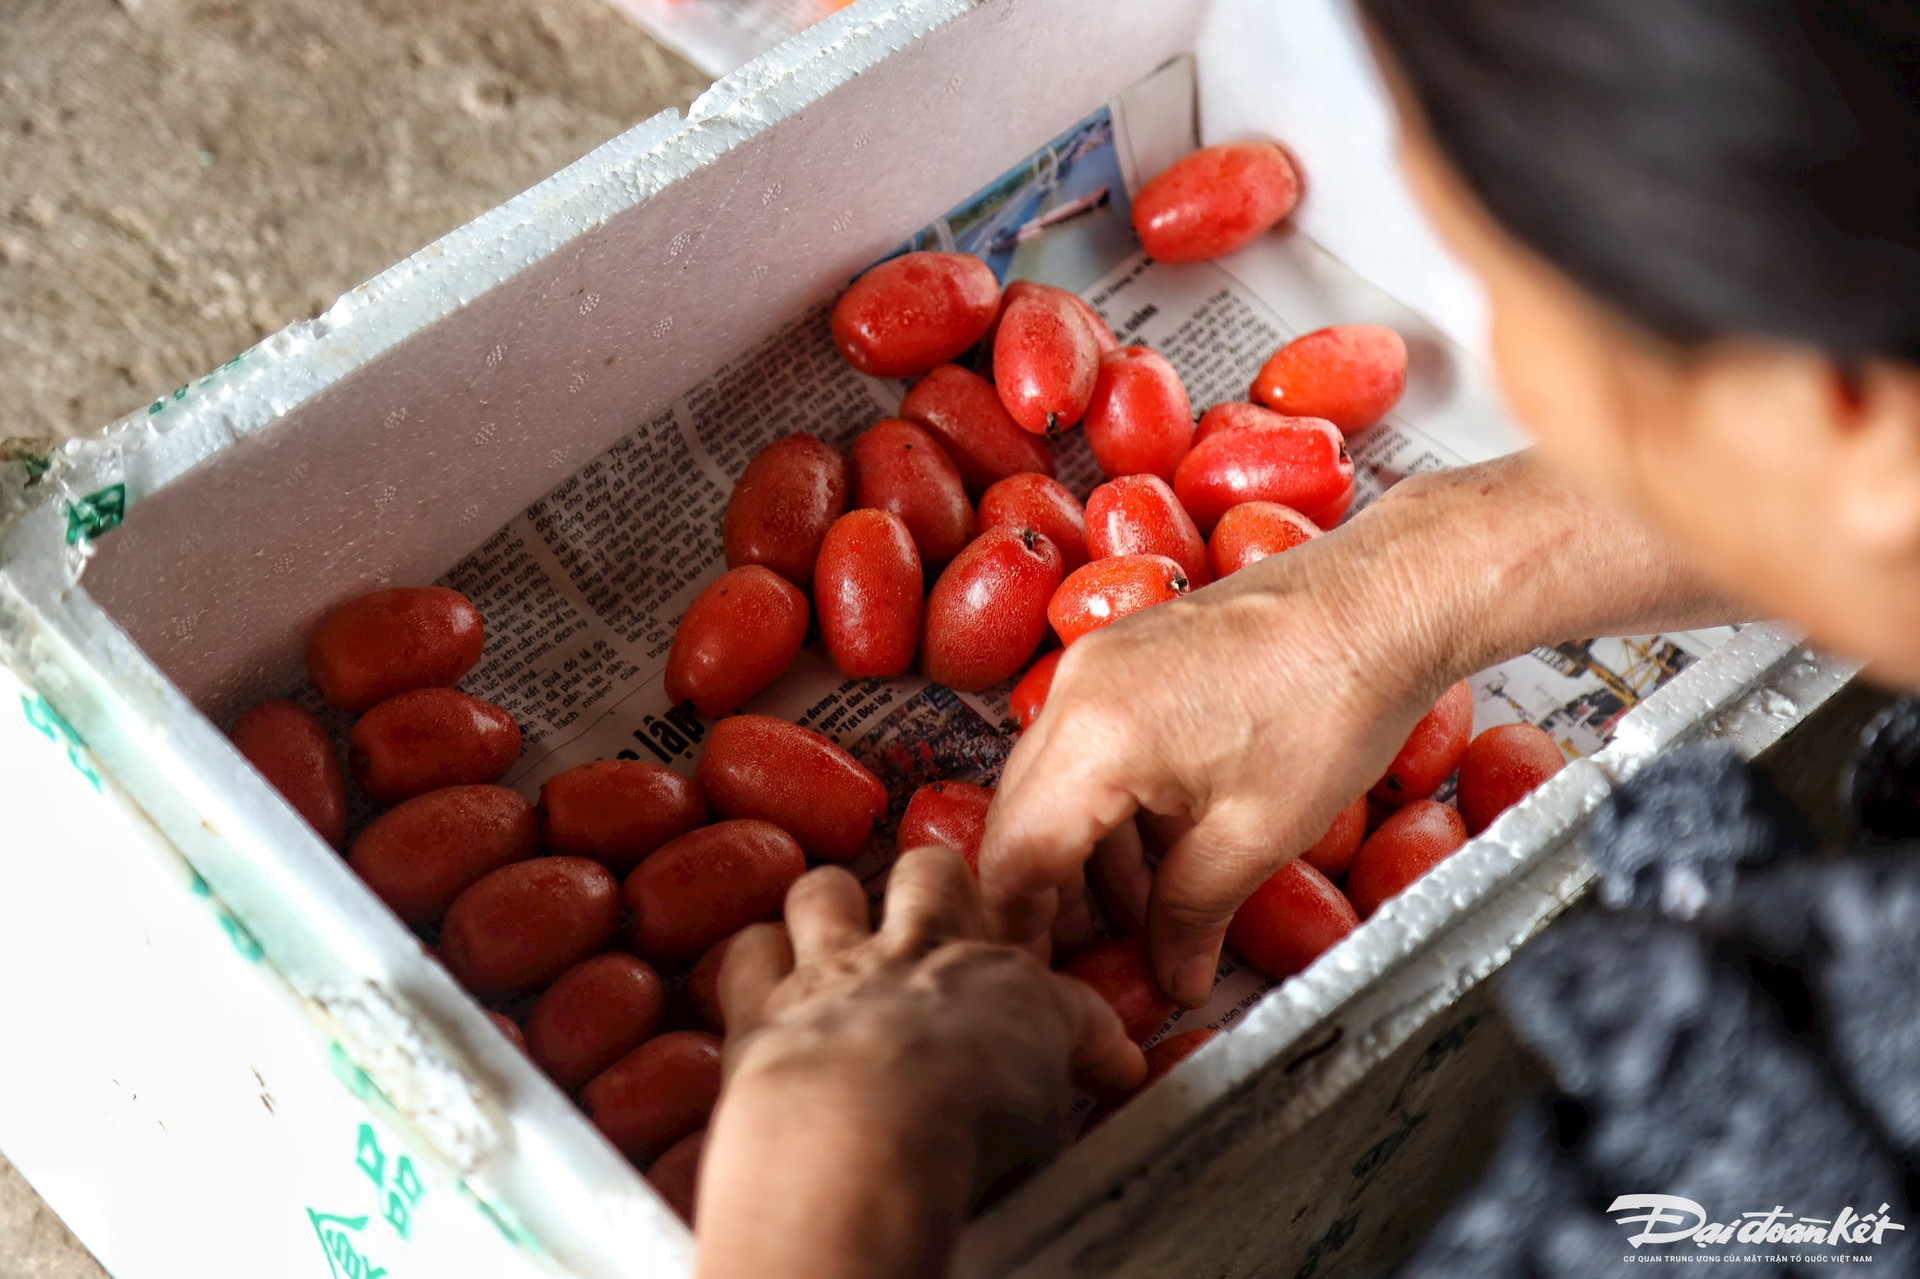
top-left (0, 2), bottom-right (1855, 1276)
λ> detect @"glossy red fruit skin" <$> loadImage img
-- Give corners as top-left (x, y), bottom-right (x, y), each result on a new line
top-left (647, 1128), bottom-right (706, 1222)
top-left (664, 566), bottom-right (809, 718)
top-left (993, 291), bottom-right (1100, 435)
top-left (830, 251), bottom-right (1000, 379)
top-left (1172, 418), bottom-right (1354, 534)
top-left (1298, 794), bottom-right (1368, 878)
top-left (813, 510), bottom-right (923, 679)
top-left (977, 473), bottom-right (1088, 572)
top-left (1060, 935), bottom-right (1178, 1042)
top-left (1047, 554), bottom-right (1190, 647)
top-left (1208, 501), bottom-right (1322, 578)
top-left (899, 364), bottom-right (1056, 496)
top-left (307, 586), bottom-right (485, 713)
top-left (696, 715), bottom-right (887, 862)
top-left (229, 700), bottom-right (348, 846)
top-left (1084, 474), bottom-right (1212, 588)
top-left (850, 419), bottom-right (975, 566)
top-left (722, 434), bottom-right (852, 586)
top-left (581, 1031), bottom-right (724, 1166)
top-left (1371, 681), bottom-right (1475, 805)
top-left (1456, 723), bottom-right (1566, 834)
top-left (984, 281), bottom-right (1118, 355)
top-left (1252, 324), bottom-right (1408, 434)
top-left (1346, 800), bottom-right (1469, 917)
top-left (537, 760), bottom-right (708, 875)
top-left (1083, 347), bottom-right (1194, 484)
top-left (1226, 860), bottom-right (1359, 980)
top-left (897, 781), bottom-right (994, 872)
top-left (440, 857), bottom-right (621, 1001)
top-left (348, 688), bottom-right (521, 807)
top-left (624, 819), bottom-right (806, 963)
top-left (922, 527), bottom-right (1064, 691)
top-left (1133, 141), bottom-right (1300, 264)
top-left (349, 784), bottom-right (537, 926)
top-left (524, 953), bottom-right (667, 1092)
top-left (1008, 649), bottom-right (1064, 733)
top-left (1192, 401), bottom-right (1326, 446)
top-left (486, 1011), bottom-right (527, 1052)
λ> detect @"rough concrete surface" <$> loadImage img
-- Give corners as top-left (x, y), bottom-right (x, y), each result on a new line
top-left (0, 0), bottom-right (704, 1271)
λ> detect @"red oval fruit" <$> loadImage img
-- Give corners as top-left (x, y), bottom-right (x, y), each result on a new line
top-left (696, 715), bottom-right (887, 863)
top-left (624, 820), bottom-right (807, 963)
top-left (307, 586), bottom-right (484, 713)
top-left (524, 953), bottom-right (667, 1092)
top-left (1299, 794), bottom-right (1369, 879)
top-left (1083, 347), bottom-right (1193, 484)
top-left (487, 1011), bottom-right (527, 1052)
top-left (984, 281), bottom-right (1118, 355)
top-left (898, 364), bottom-right (1055, 496)
top-left (1192, 401), bottom-right (1326, 446)
top-left (1172, 417), bottom-right (1354, 534)
top-left (1060, 935), bottom-right (1179, 1042)
top-left (1345, 800), bottom-right (1469, 917)
top-left (1252, 324), bottom-right (1408, 434)
top-left (537, 760), bottom-right (708, 875)
top-left (581, 1031), bottom-right (724, 1166)
top-left (1084, 474), bottom-right (1212, 588)
top-left (1456, 723), bottom-right (1567, 835)
top-left (1372, 681), bottom-right (1475, 805)
top-left (831, 251), bottom-right (999, 379)
top-left (1048, 554), bottom-right (1189, 647)
top-left (850, 418), bottom-right (975, 565)
top-left (921, 527), bottom-right (1064, 691)
top-left (814, 510), bottom-right (924, 679)
top-left (1008, 649), bottom-right (1064, 733)
top-left (440, 857), bottom-right (621, 1001)
top-left (348, 784), bottom-right (537, 926)
top-left (977, 473), bottom-right (1088, 572)
top-left (229, 700), bottom-right (348, 846)
top-left (664, 566), bottom-right (809, 718)
top-left (347, 688), bottom-right (521, 807)
top-left (993, 291), bottom-right (1100, 435)
top-left (681, 923), bottom-right (786, 1033)
top-left (722, 434), bottom-right (852, 585)
top-left (1133, 140), bottom-right (1300, 264)
top-left (647, 1128), bottom-right (706, 1222)
top-left (1208, 501), bottom-right (1322, 578)
top-left (897, 781), bottom-right (994, 872)
top-left (1226, 860), bottom-right (1359, 980)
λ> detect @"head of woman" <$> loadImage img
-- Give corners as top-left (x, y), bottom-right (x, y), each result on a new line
top-left (1361, 0), bottom-right (1920, 682)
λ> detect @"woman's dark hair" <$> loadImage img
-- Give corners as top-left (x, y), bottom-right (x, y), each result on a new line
top-left (1359, 0), bottom-right (1920, 363)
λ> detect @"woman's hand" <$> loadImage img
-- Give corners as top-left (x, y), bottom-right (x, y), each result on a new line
top-left (695, 848), bottom-right (1145, 1279)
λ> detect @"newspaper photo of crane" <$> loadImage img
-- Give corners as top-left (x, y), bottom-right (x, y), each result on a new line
top-left (1471, 634), bottom-right (1713, 760)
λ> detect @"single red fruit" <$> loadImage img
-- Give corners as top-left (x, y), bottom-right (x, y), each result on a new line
top-left (1008, 649), bottom-right (1064, 733)
top-left (624, 820), bottom-right (806, 963)
top-left (1298, 794), bottom-right (1369, 879)
top-left (349, 785), bottom-right (537, 926)
top-left (984, 281), bottom-right (1118, 355)
top-left (487, 1012), bottom-right (526, 1053)
top-left (1208, 501), bottom-right (1322, 578)
top-left (1192, 401), bottom-right (1327, 446)
top-left (581, 1031), bottom-right (723, 1166)
top-left (1172, 417), bottom-right (1354, 534)
top-left (647, 1128), bottom-right (706, 1222)
top-left (922, 527), bottom-right (1064, 691)
top-left (722, 434), bottom-right (852, 585)
top-left (1060, 935), bottom-right (1178, 1042)
top-left (1048, 554), bottom-right (1189, 647)
top-left (440, 857), bottom-right (622, 1001)
top-left (229, 700), bottom-right (348, 846)
top-left (815, 510), bottom-right (923, 679)
top-left (1226, 860), bottom-right (1359, 980)
top-left (1083, 346), bottom-right (1194, 484)
top-left (897, 781), bottom-right (994, 872)
top-left (524, 953), bottom-right (667, 1092)
top-left (830, 251), bottom-right (999, 379)
top-left (1085, 474), bottom-right (1212, 587)
top-left (696, 715), bottom-right (887, 863)
top-left (1252, 324), bottom-right (1408, 434)
top-left (536, 760), bottom-right (708, 875)
top-left (977, 473), bottom-right (1088, 572)
top-left (850, 418), bottom-right (975, 565)
top-left (1456, 723), bottom-right (1567, 834)
top-left (348, 688), bottom-right (521, 807)
top-left (1133, 140), bottom-right (1300, 264)
top-left (993, 290), bottom-right (1100, 435)
top-left (307, 586), bottom-right (485, 713)
top-left (1372, 681), bottom-right (1475, 805)
top-left (898, 364), bottom-right (1055, 496)
top-left (1345, 800), bottom-right (1469, 917)
top-left (664, 566), bottom-right (808, 718)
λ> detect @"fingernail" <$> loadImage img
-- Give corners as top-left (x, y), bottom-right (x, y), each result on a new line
top-left (1171, 954), bottom-right (1216, 1008)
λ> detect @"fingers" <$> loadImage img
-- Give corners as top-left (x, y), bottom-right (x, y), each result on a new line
top-left (1087, 818), bottom-right (1152, 937)
top-left (717, 922), bottom-right (794, 1040)
top-left (1050, 971), bottom-right (1147, 1094)
top-left (879, 845), bottom-right (987, 947)
top-left (1050, 865), bottom-right (1093, 954)
top-left (784, 865), bottom-right (872, 964)
top-left (1147, 803), bottom-right (1282, 1008)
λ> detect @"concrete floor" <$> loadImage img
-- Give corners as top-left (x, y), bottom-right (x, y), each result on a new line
top-left (1, 1), bottom-right (705, 1271)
